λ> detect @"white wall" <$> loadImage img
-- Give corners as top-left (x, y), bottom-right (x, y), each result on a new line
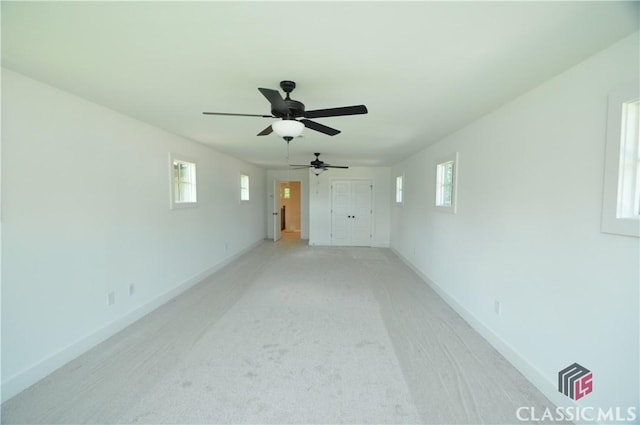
top-left (1, 69), bottom-right (266, 401)
top-left (390, 33), bottom-right (639, 415)
top-left (266, 168), bottom-right (310, 240)
top-left (309, 167), bottom-right (390, 247)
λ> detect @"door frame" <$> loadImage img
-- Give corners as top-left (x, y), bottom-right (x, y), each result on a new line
top-left (273, 180), bottom-right (281, 242)
top-left (272, 179), bottom-right (303, 241)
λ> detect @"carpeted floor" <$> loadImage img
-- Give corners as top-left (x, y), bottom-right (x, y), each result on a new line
top-left (1, 240), bottom-right (560, 424)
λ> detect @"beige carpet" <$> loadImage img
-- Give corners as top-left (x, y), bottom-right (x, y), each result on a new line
top-left (1, 240), bottom-right (559, 424)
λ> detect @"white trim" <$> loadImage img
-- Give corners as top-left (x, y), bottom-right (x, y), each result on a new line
top-left (169, 152), bottom-right (198, 210)
top-left (240, 173), bottom-right (250, 202)
top-left (390, 246), bottom-right (578, 415)
top-left (435, 152), bottom-right (459, 214)
top-left (1, 239), bottom-right (265, 402)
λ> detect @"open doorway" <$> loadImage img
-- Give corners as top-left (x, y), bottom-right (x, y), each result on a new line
top-left (279, 181), bottom-right (301, 241)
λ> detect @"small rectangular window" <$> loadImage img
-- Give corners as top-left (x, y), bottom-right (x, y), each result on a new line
top-left (616, 99), bottom-right (639, 218)
top-left (170, 154), bottom-right (197, 209)
top-left (435, 153), bottom-right (458, 213)
top-left (395, 175), bottom-right (403, 204)
top-left (240, 174), bottom-right (250, 201)
top-left (436, 161), bottom-right (454, 206)
top-left (602, 87), bottom-right (640, 237)
top-left (283, 187), bottom-right (291, 199)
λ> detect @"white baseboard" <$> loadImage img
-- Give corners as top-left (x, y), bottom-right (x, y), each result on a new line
top-left (371, 241), bottom-right (390, 248)
top-left (1, 239), bottom-right (264, 403)
top-left (307, 240), bottom-right (390, 248)
top-left (389, 247), bottom-right (576, 413)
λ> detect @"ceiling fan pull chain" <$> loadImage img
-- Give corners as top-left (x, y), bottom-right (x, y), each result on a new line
top-left (286, 142), bottom-right (290, 165)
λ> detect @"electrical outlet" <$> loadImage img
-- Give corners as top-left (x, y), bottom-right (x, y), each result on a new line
top-left (494, 300), bottom-right (502, 316)
top-left (128, 284), bottom-right (135, 296)
top-left (108, 291), bottom-right (116, 306)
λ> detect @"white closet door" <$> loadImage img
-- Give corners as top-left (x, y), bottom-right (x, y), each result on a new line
top-left (331, 180), bottom-right (372, 246)
top-left (330, 181), bottom-right (351, 246)
top-left (350, 180), bottom-right (373, 246)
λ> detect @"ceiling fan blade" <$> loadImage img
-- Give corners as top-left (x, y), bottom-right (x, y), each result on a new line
top-left (289, 166), bottom-right (311, 169)
top-left (304, 105), bottom-right (368, 119)
top-left (258, 88), bottom-right (290, 115)
top-left (325, 165), bottom-right (349, 169)
top-left (257, 125), bottom-right (273, 136)
top-left (203, 112), bottom-right (274, 118)
top-left (300, 119), bottom-right (341, 136)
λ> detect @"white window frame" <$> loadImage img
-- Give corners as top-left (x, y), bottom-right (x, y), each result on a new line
top-left (169, 153), bottom-right (198, 209)
top-left (435, 152), bottom-right (458, 214)
top-left (395, 174), bottom-right (404, 205)
top-left (240, 173), bottom-right (250, 202)
top-left (601, 86), bottom-right (640, 237)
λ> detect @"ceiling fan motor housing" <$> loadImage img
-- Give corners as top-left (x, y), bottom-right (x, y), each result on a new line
top-left (311, 152), bottom-right (324, 167)
top-left (273, 99), bottom-right (305, 119)
top-left (272, 80), bottom-right (305, 119)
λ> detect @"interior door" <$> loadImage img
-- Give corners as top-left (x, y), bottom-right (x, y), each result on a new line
top-left (350, 180), bottom-right (373, 246)
top-left (331, 181), bottom-right (351, 246)
top-left (331, 180), bottom-right (372, 246)
top-left (273, 180), bottom-right (281, 242)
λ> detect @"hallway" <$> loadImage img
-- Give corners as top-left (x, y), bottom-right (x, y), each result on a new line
top-left (2, 241), bottom-right (557, 424)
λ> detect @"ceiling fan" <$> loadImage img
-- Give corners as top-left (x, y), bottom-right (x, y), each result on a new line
top-left (203, 80), bottom-right (368, 141)
top-left (291, 152), bottom-right (349, 175)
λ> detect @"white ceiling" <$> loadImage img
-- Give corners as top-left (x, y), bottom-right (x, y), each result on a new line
top-left (2, 1), bottom-right (638, 167)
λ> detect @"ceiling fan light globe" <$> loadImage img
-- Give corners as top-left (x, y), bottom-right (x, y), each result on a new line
top-left (272, 120), bottom-right (304, 139)
top-left (311, 168), bottom-right (324, 176)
